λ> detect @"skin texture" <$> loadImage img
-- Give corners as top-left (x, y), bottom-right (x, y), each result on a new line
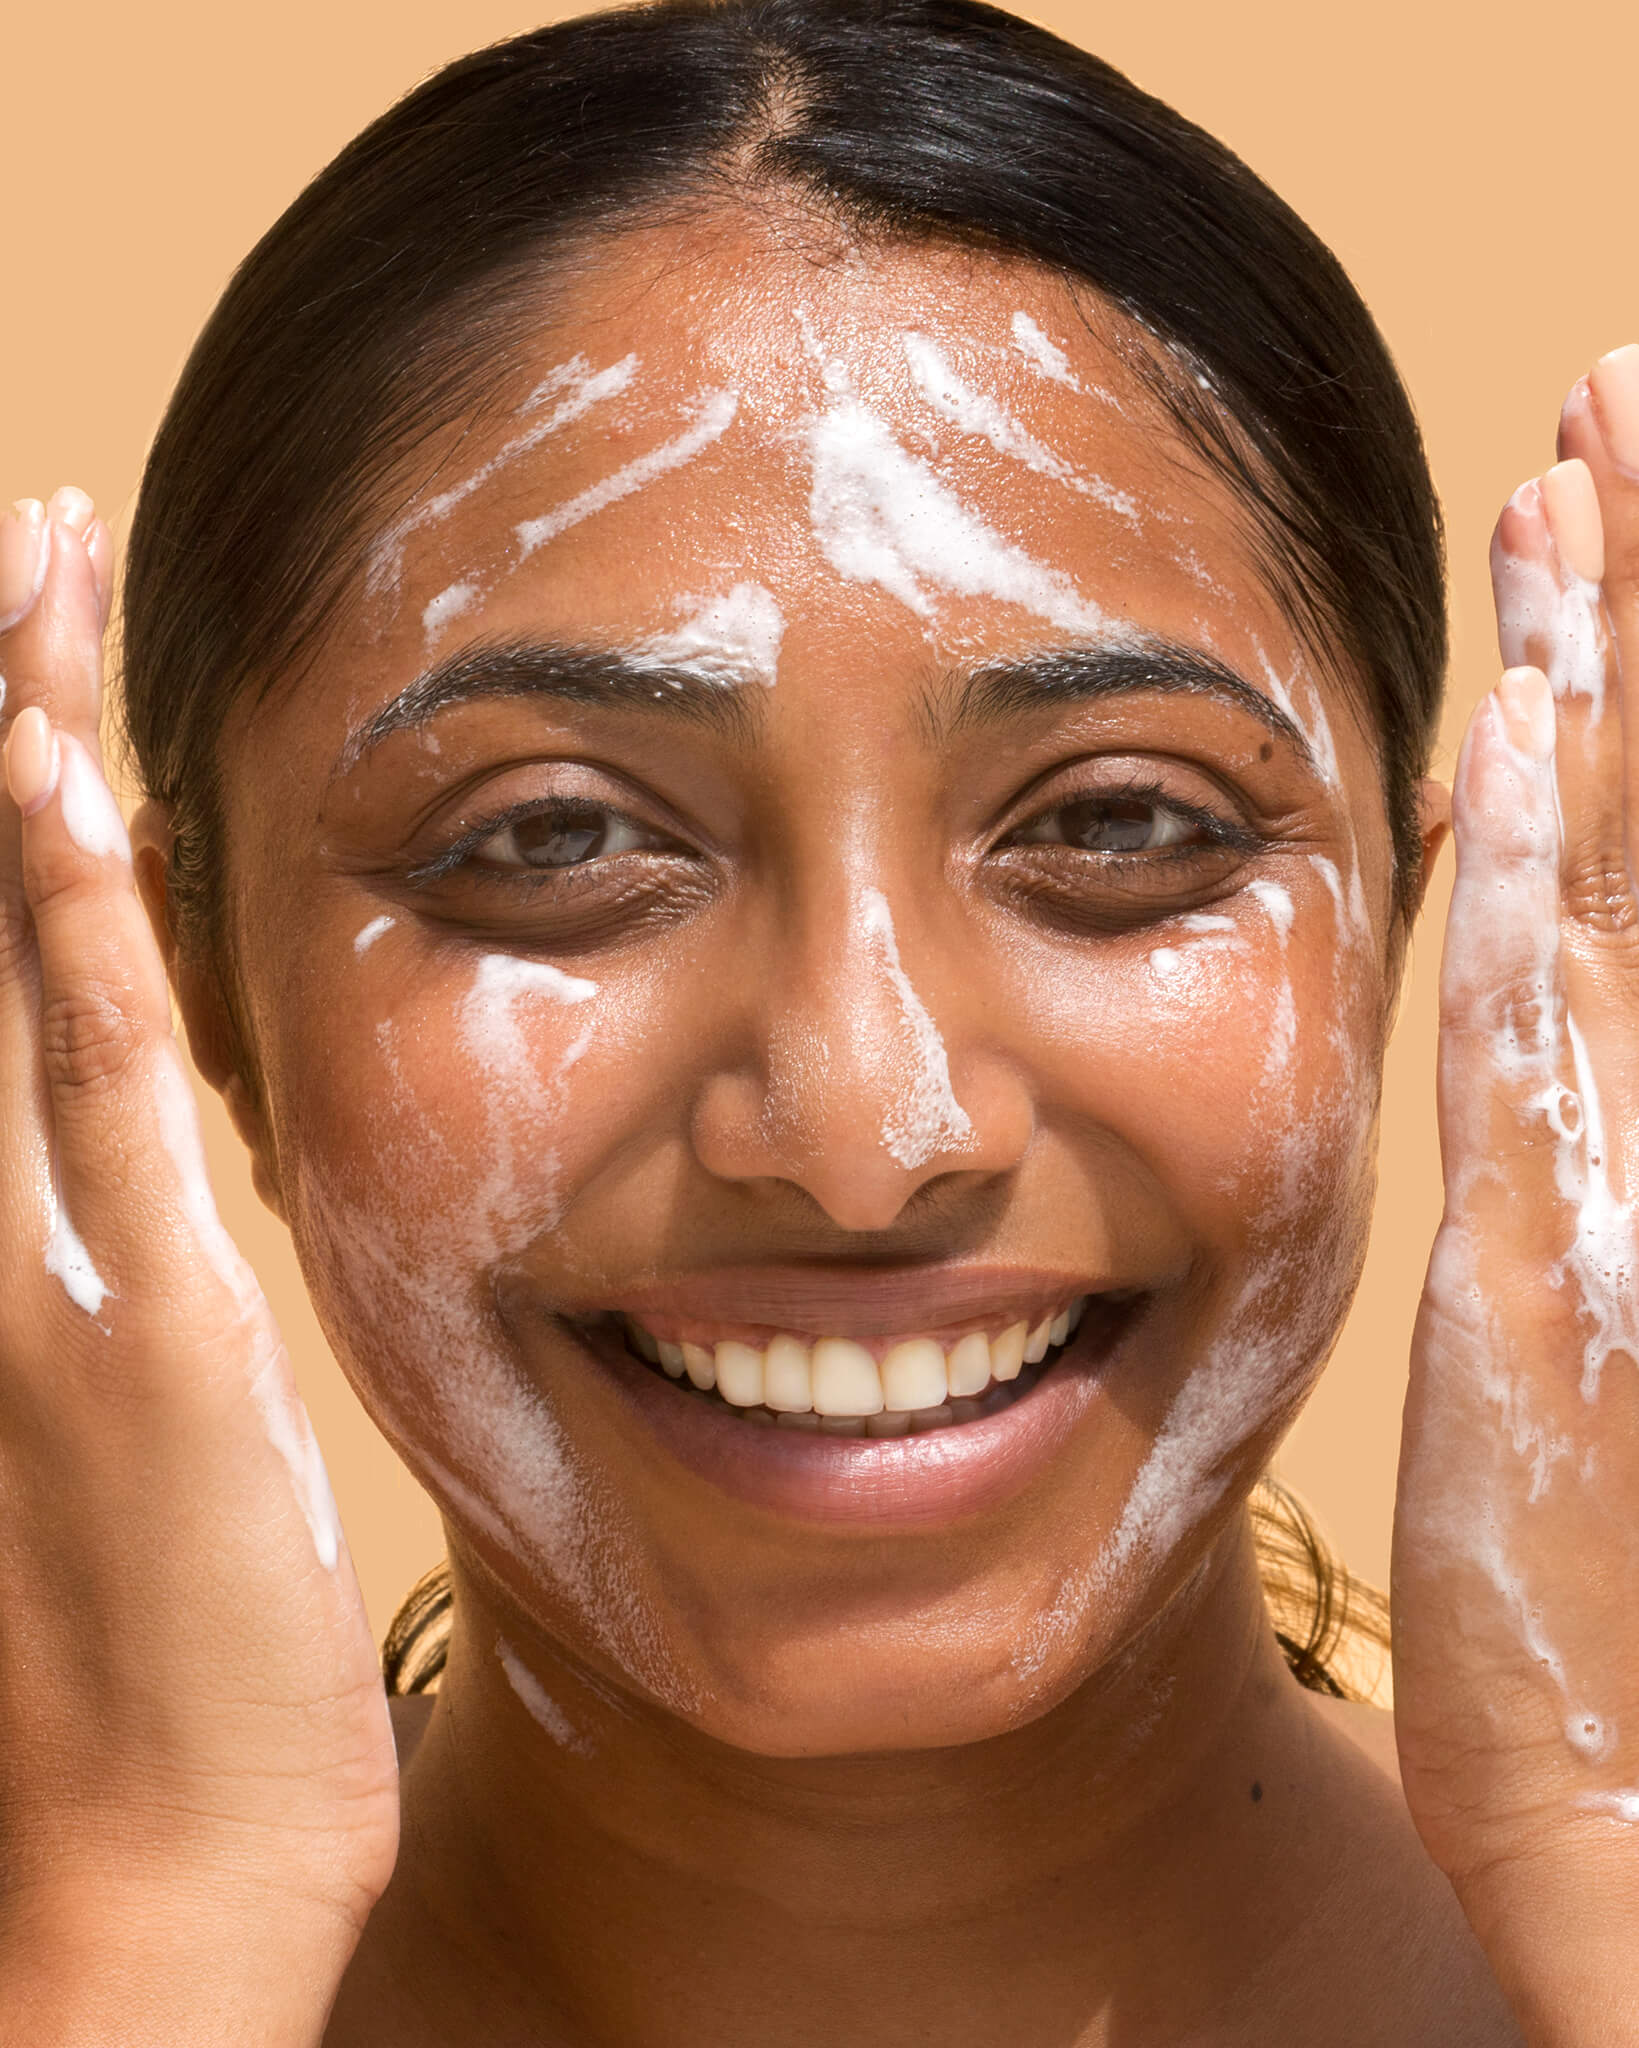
top-left (4, 211), bottom-right (1634, 2043)
top-left (203, 222), bottom-right (1413, 1759)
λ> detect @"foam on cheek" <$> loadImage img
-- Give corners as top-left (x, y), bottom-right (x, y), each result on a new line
top-left (858, 888), bottom-right (974, 1169)
top-left (304, 955), bottom-right (694, 1709)
top-left (1014, 872), bottom-right (1376, 1690)
top-left (151, 1047), bottom-right (342, 1571)
top-left (901, 332), bottom-right (1138, 522)
top-left (1494, 545), bottom-right (1609, 716)
top-left (631, 582), bottom-right (785, 687)
top-left (368, 351), bottom-right (639, 598)
top-left (354, 914), bottom-right (396, 956)
top-left (803, 336), bottom-right (1120, 639)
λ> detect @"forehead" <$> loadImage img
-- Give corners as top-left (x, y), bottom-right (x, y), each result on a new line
top-left (322, 216), bottom-right (1323, 737)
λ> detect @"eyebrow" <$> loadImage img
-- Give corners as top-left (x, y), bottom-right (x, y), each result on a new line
top-left (937, 638), bottom-right (1316, 770)
top-left (337, 638), bottom-right (760, 773)
top-left (339, 630), bottom-right (1315, 777)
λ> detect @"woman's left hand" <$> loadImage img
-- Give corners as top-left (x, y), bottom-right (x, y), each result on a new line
top-left (1393, 344), bottom-right (1639, 2048)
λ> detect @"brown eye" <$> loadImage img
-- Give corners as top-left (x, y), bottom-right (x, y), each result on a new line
top-left (1014, 795), bottom-right (1205, 853)
top-left (474, 804), bottom-right (657, 870)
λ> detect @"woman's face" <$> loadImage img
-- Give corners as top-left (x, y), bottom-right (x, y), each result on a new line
top-left (206, 218), bottom-right (1406, 1753)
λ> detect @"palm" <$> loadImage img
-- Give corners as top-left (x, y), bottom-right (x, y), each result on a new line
top-left (1394, 356), bottom-right (1639, 1898)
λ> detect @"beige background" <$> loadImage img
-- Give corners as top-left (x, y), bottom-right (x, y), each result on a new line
top-left (5, 0), bottom-right (1634, 1642)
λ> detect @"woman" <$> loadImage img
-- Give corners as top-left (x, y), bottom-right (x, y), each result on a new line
top-left (0, 0), bottom-right (1633, 2037)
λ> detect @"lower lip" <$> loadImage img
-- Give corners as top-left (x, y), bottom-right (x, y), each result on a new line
top-left (575, 1309), bottom-right (1133, 1529)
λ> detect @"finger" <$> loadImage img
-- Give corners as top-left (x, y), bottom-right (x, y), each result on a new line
top-left (84, 518), bottom-right (116, 634)
top-left (1438, 668), bottom-right (1568, 1234)
top-left (1566, 345), bottom-right (1639, 866)
top-left (1491, 465), bottom-right (1624, 931)
top-left (0, 497), bottom-right (107, 987)
top-left (4, 709), bottom-right (194, 1328)
top-left (0, 490), bottom-right (106, 757)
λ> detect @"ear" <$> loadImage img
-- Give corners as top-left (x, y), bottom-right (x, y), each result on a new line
top-left (130, 799), bottom-right (289, 1223)
top-left (1407, 776), bottom-right (1452, 920)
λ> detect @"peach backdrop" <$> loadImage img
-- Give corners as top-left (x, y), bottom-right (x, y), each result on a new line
top-left (6, 0), bottom-right (1634, 1644)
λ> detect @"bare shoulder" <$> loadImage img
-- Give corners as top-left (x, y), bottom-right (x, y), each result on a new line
top-left (1308, 1692), bottom-right (1402, 1781)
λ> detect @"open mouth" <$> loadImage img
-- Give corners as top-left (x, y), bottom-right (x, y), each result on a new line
top-left (617, 1296), bottom-right (1100, 1437)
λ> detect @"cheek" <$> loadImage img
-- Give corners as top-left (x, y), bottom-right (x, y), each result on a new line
top-left (266, 952), bottom-right (699, 1709)
top-left (1005, 871), bottom-right (1387, 1686)
top-left (1013, 868), bottom-right (1382, 1246)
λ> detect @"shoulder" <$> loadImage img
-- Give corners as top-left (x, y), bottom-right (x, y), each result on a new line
top-left (1308, 1692), bottom-right (1401, 1781)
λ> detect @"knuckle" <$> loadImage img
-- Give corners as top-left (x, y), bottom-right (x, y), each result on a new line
top-left (1561, 857), bottom-right (1639, 939)
top-left (40, 982), bottom-right (145, 1096)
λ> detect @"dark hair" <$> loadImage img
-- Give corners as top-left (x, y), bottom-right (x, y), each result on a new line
top-left (121, 0), bottom-right (1445, 958)
top-left (118, 0), bottom-right (1440, 1692)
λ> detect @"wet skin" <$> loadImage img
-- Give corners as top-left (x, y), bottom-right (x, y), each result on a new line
top-left (148, 219), bottom-right (1514, 2042)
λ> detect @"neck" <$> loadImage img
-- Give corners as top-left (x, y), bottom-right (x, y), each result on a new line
top-left (356, 1516), bottom-right (1339, 2046)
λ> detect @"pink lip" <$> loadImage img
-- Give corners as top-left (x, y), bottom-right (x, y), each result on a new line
top-left (574, 1298), bottom-right (1138, 1529)
top-left (612, 1262), bottom-right (1118, 1344)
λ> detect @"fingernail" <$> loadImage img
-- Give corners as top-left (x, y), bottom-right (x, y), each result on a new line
top-left (1591, 344), bottom-right (1639, 474)
top-left (1541, 459), bottom-right (1605, 582)
top-left (46, 485), bottom-right (95, 539)
top-left (1561, 374), bottom-right (1592, 424)
top-left (84, 517), bottom-right (115, 631)
top-left (1495, 665), bottom-right (1556, 761)
top-left (1507, 476), bottom-right (1543, 517)
top-left (4, 705), bottom-right (61, 814)
top-left (0, 500), bottom-right (51, 631)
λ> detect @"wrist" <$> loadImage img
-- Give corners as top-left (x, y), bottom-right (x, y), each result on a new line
top-left (0, 1866), bottom-right (364, 2048)
top-left (1456, 1836), bottom-right (1639, 2048)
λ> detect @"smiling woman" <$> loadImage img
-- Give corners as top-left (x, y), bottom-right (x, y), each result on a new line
top-left (3, 0), bottom-right (1639, 2043)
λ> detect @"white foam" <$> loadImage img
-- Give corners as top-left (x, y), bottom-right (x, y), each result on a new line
top-left (1010, 310), bottom-right (1079, 388)
top-left (633, 582), bottom-right (785, 686)
top-left (354, 914), bottom-right (396, 956)
top-left (1580, 1789), bottom-right (1639, 1823)
top-left (44, 1182), bottom-right (108, 1318)
top-left (422, 581), bottom-right (480, 640)
top-left (150, 1049), bottom-right (339, 1569)
top-left (516, 388), bottom-right (739, 562)
top-left (460, 954), bottom-right (598, 1067)
top-left (251, 1333), bottom-right (343, 1573)
top-left (1555, 1014), bottom-right (1639, 1400)
top-left (859, 888), bottom-right (974, 1170)
top-left (1247, 879), bottom-right (1295, 939)
top-left (902, 332), bottom-right (1138, 522)
top-left (498, 1635), bottom-right (593, 1753)
top-left (56, 737), bottom-right (130, 863)
top-left (367, 351), bottom-right (639, 596)
top-left (1254, 650), bottom-right (1341, 793)
top-left (1495, 547), bottom-right (1609, 717)
top-left (805, 373), bottom-right (1117, 637)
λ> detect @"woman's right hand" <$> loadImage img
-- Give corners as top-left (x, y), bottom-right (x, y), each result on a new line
top-left (0, 492), bottom-right (397, 2046)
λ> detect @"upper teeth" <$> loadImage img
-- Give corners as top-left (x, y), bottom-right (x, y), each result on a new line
top-left (624, 1298), bottom-right (1087, 1416)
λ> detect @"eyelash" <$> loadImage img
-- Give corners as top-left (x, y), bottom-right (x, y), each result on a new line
top-left (1000, 776), bottom-right (1260, 862)
top-left (407, 774), bottom-right (1259, 896)
top-left (405, 797), bottom-right (676, 888)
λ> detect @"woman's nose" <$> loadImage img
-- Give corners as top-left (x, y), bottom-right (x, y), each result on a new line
top-left (690, 887), bottom-right (1033, 1231)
